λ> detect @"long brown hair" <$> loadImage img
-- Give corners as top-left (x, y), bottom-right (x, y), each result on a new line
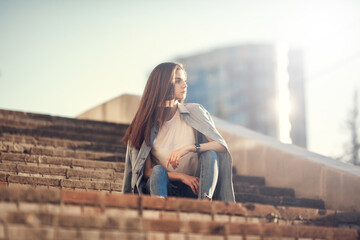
top-left (123, 62), bottom-right (187, 149)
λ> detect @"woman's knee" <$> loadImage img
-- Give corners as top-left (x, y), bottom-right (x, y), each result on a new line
top-left (150, 165), bottom-right (168, 179)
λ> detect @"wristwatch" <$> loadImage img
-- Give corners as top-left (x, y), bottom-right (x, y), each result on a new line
top-left (195, 143), bottom-right (201, 153)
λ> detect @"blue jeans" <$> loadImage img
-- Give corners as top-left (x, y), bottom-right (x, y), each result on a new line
top-left (144, 150), bottom-right (219, 200)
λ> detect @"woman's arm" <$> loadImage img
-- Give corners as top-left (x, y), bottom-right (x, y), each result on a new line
top-left (166, 136), bottom-right (226, 169)
top-left (143, 155), bottom-right (199, 194)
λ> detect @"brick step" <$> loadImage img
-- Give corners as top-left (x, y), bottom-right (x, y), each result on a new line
top-left (0, 186), bottom-right (354, 226)
top-left (233, 182), bottom-right (295, 197)
top-left (0, 186), bottom-right (359, 239)
top-left (3, 212), bottom-right (359, 240)
top-left (233, 174), bottom-right (266, 186)
top-left (0, 152), bottom-right (124, 171)
top-left (0, 118), bottom-right (127, 139)
top-left (0, 133), bottom-right (126, 153)
top-left (0, 109), bottom-right (128, 134)
top-left (0, 144), bottom-right (125, 162)
top-left (0, 162), bottom-right (123, 181)
top-left (1, 174), bottom-right (123, 192)
top-left (0, 125), bottom-right (125, 145)
top-left (235, 192), bottom-right (325, 209)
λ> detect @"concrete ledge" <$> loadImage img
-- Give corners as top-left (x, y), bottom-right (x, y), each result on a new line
top-left (213, 116), bottom-right (360, 212)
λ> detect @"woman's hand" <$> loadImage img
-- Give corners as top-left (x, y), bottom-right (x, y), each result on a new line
top-left (179, 173), bottom-right (199, 195)
top-left (166, 145), bottom-right (193, 169)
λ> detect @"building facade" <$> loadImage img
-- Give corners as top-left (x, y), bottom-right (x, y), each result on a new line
top-left (178, 44), bottom-right (307, 148)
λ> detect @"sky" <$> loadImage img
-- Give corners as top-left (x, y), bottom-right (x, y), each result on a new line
top-left (1, 0), bottom-right (360, 159)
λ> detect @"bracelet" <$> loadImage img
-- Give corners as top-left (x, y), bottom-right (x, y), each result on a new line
top-left (195, 143), bottom-right (200, 153)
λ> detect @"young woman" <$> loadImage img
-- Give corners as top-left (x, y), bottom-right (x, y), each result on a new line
top-left (122, 62), bottom-right (235, 202)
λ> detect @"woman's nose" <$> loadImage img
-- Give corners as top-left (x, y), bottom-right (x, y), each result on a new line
top-left (182, 81), bottom-right (187, 88)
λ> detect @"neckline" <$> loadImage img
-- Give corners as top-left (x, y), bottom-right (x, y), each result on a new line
top-left (166, 108), bottom-right (178, 123)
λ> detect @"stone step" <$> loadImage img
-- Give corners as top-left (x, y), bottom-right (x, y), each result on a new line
top-left (0, 186), bottom-right (359, 240)
top-left (1, 174), bottom-right (123, 192)
top-left (0, 163), bottom-right (122, 182)
top-left (0, 125), bottom-right (125, 144)
top-left (235, 192), bottom-right (325, 210)
top-left (233, 182), bottom-right (295, 197)
top-left (233, 174), bottom-right (266, 186)
top-left (0, 186), bottom-right (354, 226)
top-left (0, 133), bottom-right (126, 153)
top-left (0, 109), bottom-right (128, 134)
top-left (3, 212), bottom-right (358, 240)
top-left (0, 152), bottom-right (124, 171)
top-left (0, 143), bottom-right (125, 162)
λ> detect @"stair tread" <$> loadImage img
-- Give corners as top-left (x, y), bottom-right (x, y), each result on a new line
top-left (235, 192), bottom-right (325, 209)
top-left (0, 152), bottom-right (124, 170)
top-left (0, 186), bottom-right (358, 231)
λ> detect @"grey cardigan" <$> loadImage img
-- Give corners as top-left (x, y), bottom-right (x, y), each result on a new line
top-left (122, 103), bottom-right (235, 202)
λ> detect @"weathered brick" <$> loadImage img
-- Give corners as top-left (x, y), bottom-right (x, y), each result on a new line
top-left (37, 155), bottom-right (72, 166)
top-left (179, 212), bottom-right (212, 222)
top-left (228, 223), bottom-right (261, 236)
top-left (59, 204), bottom-right (82, 215)
top-left (60, 179), bottom-right (110, 191)
top-left (8, 175), bottom-right (60, 187)
top-left (31, 147), bottom-right (54, 156)
top-left (214, 214), bottom-right (230, 223)
top-left (0, 202), bottom-right (18, 213)
top-left (156, 196), bottom-right (212, 213)
top-left (61, 189), bottom-right (104, 205)
top-left (144, 219), bottom-right (180, 233)
top-left (187, 221), bottom-right (226, 235)
top-left (78, 229), bottom-right (101, 240)
top-left (114, 172), bottom-right (124, 179)
top-left (246, 204), bottom-right (279, 218)
top-left (17, 165), bottom-right (67, 176)
top-left (141, 195), bottom-right (167, 210)
top-left (0, 142), bottom-right (9, 151)
top-left (104, 192), bottom-right (139, 209)
top-left (110, 183), bottom-right (122, 192)
top-left (7, 224), bottom-right (55, 240)
top-left (213, 201), bottom-right (247, 216)
top-left (0, 152), bottom-right (27, 162)
top-left (104, 208), bottom-right (139, 218)
top-left (143, 210), bottom-right (160, 219)
top-left (66, 169), bottom-right (114, 180)
top-left (6, 212), bottom-right (55, 226)
top-left (230, 216), bottom-right (247, 223)
top-left (103, 231), bottom-right (145, 240)
top-left (72, 158), bottom-right (123, 171)
top-left (0, 162), bottom-right (17, 172)
top-left (168, 233), bottom-right (186, 240)
top-left (159, 211), bottom-right (178, 220)
top-left (246, 217), bottom-right (261, 224)
top-left (55, 228), bottom-right (77, 240)
top-left (147, 232), bottom-right (166, 240)
top-left (0, 172), bottom-right (8, 182)
top-left (58, 214), bottom-right (106, 228)
top-left (187, 234), bottom-right (224, 240)
top-left (81, 206), bottom-right (104, 215)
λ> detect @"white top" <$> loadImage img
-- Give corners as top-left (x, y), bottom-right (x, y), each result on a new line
top-left (151, 108), bottom-right (198, 176)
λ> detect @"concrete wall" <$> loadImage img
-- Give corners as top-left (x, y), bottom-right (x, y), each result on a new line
top-left (76, 94), bottom-right (141, 124)
top-left (78, 93), bottom-right (360, 212)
